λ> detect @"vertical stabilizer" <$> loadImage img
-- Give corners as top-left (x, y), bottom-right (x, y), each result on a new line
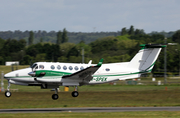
top-left (127, 44), bottom-right (166, 72)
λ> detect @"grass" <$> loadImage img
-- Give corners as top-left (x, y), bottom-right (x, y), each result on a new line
top-left (1, 86), bottom-right (180, 109)
top-left (1, 111), bottom-right (180, 118)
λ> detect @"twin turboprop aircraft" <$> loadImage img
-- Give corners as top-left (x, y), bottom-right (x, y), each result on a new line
top-left (4, 44), bottom-right (166, 100)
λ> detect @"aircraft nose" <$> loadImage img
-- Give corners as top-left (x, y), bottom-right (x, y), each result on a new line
top-left (4, 73), bottom-right (10, 79)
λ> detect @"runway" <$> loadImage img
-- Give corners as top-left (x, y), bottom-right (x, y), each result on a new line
top-left (1, 107), bottom-right (180, 113)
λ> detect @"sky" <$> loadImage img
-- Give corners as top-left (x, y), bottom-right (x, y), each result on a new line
top-left (0, 0), bottom-right (180, 33)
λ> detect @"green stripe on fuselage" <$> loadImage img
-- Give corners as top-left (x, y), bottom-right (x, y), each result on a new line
top-left (35, 70), bottom-right (72, 77)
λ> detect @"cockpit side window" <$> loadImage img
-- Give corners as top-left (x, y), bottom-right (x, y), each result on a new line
top-left (39, 65), bottom-right (44, 69)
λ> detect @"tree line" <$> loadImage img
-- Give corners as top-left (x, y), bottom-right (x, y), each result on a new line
top-left (0, 26), bottom-right (176, 44)
top-left (0, 26), bottom-right (180, 74)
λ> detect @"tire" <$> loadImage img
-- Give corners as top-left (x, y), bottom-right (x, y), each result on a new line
top-left (5, 91), bottom-right (11, 98)
top-left (71, 91), bottom-right (79, 97)
top-left (52, 94), bottom-right (59, 100)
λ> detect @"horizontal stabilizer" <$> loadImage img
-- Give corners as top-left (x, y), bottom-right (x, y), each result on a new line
top-left (140, 44), bottom-right (166, 49)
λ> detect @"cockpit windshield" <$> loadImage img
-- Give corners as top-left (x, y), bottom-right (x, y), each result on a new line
top-left (31, 64), bottom-right (38, 69)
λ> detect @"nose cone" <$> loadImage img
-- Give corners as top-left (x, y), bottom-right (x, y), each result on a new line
top-left (4, 73), bottom-right (9, 79)
top-left (4, 72), bottom-right (15, 79)
top-left (4, 68), bottom-right (32, 79)
top-left (28, 72), bottom-right (36, 77)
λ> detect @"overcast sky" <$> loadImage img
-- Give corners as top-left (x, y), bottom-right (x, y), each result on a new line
top-left (0, 0), bottom-right (180, 33)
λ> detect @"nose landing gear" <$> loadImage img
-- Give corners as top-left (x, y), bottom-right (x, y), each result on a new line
top-left (5, 81), bottom-right (11, 98)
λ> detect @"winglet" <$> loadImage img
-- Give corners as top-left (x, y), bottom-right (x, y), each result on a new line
top-left (96, 58), bottom-right (103, 67)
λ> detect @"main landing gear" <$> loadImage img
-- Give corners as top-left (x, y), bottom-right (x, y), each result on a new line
top-left (71, 86), bottom-right (79, 97)
top-left (5, 81), bottom-right (12, 98)
top-left (52, 88), bottom-right (59, 100)
top-left (51, 86), bottom-right (79, 100)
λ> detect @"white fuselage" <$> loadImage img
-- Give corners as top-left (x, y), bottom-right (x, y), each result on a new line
top-left (4, 62), bottom-right (140, 87)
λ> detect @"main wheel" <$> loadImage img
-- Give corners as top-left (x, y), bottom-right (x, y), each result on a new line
top-left (5, 91), bottom-right (11, 98)
top-left (52, 94), bottom-right (59, 100)
top-left (71, 91), bottom-right (79, 97)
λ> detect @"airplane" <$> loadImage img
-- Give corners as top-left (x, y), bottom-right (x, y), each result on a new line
top-left (4, 44), bottom-right (166, 100)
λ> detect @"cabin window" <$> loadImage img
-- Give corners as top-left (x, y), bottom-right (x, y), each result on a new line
top-left (39, 65), bottom-right (44, 69)
top-left (74, 66), bottom-right (79, 71)
top-left (51, 65), bottom-right (55, 70)
top-left (106, 68), bottom-right (110, 71)
top-left (57, 65), bottom-right (61, 70)
top-left (80, 66), bottom-right (84, 70)
top-left (69, 66), bottom-right (73, 70)
top-left (63, 66), bottom-right (67, 70)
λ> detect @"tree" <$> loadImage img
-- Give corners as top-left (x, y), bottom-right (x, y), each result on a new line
top-left (172, 30), bottom-right (180, 44)
top-left (51, 44), bottom-right (61, 62)
top-left (62, 28), bottom-right (68, 43)
top-left (128, 25), bottom-right (134, 35)
top-left (28, 31), bottom-right (34, 45)
top-left (121, 27), bottom-right (127, 35)
top-left (67, 46), bottom-right (79, 59)
top-left (0, 38), bottom-right (5, 50)
top-left (135, 29), bottom-right (140, 35)
top-left (151, 34), bottom-right (164, 42)
top-left (19, 39), bottom-right (27, 48)
top-left (21, 55), bottom-right (33, 65)
top-left (56, 31), bottom-right (62, 45)
top-left (40, 38), bottom-right (43, 43)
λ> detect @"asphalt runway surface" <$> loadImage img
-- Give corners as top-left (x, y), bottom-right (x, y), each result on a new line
top-left (1, 107), bottom-right (180, 113)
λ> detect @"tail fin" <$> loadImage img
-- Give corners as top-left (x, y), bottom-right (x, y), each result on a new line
top-left (127, 44), bottom-right (166, 72)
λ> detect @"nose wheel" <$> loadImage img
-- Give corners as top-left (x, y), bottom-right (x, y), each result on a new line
top-left (5, 91), bottom-right (11, 98)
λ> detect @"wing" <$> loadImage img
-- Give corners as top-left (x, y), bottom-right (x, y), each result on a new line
top-left (62, 58), bottom-right (103, 82)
